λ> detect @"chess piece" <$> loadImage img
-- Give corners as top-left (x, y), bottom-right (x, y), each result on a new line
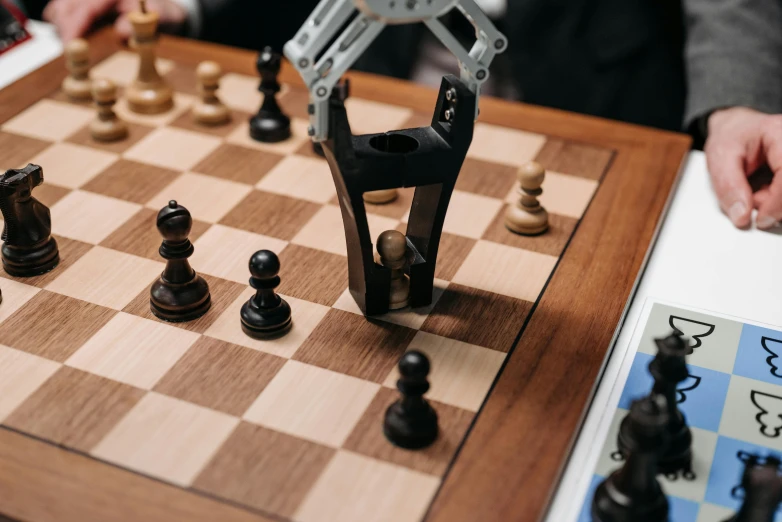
top-left (377, 230), bottom-right (409, 310)
top-left (724, 456), bottom-right (782, 522)
top-left (125, 0), bottom-right (173, 114)
top-left (240, 250), bottom-right (292, 338)
top-left (647, 332), bottom-right (694, 476)
top-left (193, 61), bottom-right (230, 125)
top-left (384, 350), bottom-right (439, 449)
top-left (62, 38), bottom-right (92, 101)
top-left (90, 79), bottom-right (128, 142)
top-left (505, 161), bottom-right (549, 235)
top-left (0, 164), bottom-right (60, 277)
top-left (364, 189), bottom-right (398, 204)
top-left (592, 394), bottom-right (670, 522)
top-left (149, 201), bottom-right (211, 322)
top-left (249, 47), bottom-right (291, 143)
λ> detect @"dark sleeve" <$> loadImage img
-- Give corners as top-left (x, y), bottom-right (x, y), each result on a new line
top-left (683, 0), bottom-right (782, 126)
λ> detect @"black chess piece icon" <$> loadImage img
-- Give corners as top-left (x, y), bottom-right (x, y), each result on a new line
top-left (240, 249), bottom-right (292, 338)
top-left (668, 315), bottom-right (715, 349)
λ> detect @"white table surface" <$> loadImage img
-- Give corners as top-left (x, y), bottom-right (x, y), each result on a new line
top-left (4, 20), bottom-right (780, 521)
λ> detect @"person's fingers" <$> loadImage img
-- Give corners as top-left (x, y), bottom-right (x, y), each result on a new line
top-left (754, 188), bottom-right (771, 209)
top-left (58, 9), bottom-right (96, 41)
top-left (706, 140), bottom-right (754, 227)
top-left (756, 117), bottom-right (782, 228)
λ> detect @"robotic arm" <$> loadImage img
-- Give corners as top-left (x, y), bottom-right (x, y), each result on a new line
top-left (283, 0), bottom-right (508, 141)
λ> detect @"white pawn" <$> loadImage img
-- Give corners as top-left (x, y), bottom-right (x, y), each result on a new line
top-left (62, 38), bottom-right (92, 101)
top-left (505, 161), bottom-right (549, 235)
top-left (193, 61), bottom-right (231, 125)
top-left (377, 230), bottom-right (409, 310)
top-left (90, 79), bottom-right (128, 142)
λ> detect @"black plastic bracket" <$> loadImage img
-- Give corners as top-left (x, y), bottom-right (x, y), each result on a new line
top-left (321, 75), bottom-right (476, 316)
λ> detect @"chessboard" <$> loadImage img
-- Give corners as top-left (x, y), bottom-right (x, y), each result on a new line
top-left (0, 29), bottom-right (691, 522)
top-left (570, 302), bottom-right (782, 522)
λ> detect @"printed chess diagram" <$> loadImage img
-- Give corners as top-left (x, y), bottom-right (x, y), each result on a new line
top-left (577, 302), bottom-right (782, 522)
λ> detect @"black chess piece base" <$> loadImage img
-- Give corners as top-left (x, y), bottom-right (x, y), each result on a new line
top-left (240, 295), bottom-right (292, 339)
top-left (591, 477), bottom-right (670, 522)
top-left (150, 273), bottom-right (211, 322)
top-left (249, 112), bottom-right (290, 143)
top-left (619, 414), bottom-right (693, 476)
top-left (2, 237), bottom-right (59, 277)
top-left (384, 400), bottom-right (438, 449)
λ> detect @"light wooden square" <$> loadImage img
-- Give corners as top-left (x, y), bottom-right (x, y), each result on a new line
top-left (292, 205), bottom-right (398, 257)
top-left (468, 122), bottom-right (546, 167)
top-left (332, 279), bottom-right (448, 330)
top-left (205, 290), bottom-right (329, 358)
top-left (124, 127), bottom-right (221, 171)
top-left (91, 392), bottom-right (239, 486)
top-left (225, 118), bottom-right (309, 156)
top-left (146, 172), bottom-right (252, 223)
top-left (45, 246), bottom-right (163, 310)
top-left (0, 345), bottom-right (60, 421)
top-left (2, 99), bottom-right (93, 142)
top-left (402, 189), bottom-right (502, 240)
top-left (219, 73), bottom-right (263, 113)
top-left (256, 155), bottom-right (337, 204)
top-left (90, 50), bottom-right (175, 87)
top-left (383, 332), bottom-right (506, 411)
top-left (345, 98), bottom-right (414, 135)
top-left (295, 450), bottom-right (440, 522)
top-left (114, 93), bottom-right (196, 127)
top-left (244, 360), bottom-right (379, 447)
top-left (66, 312), bottom-right (200, 389)
top-left (0, 277), bottom-right (40, 323)
top-left (191, 224), bottom-right (288, 284)
top-left (51, 190), bottom-right (141, 244)
top-left (29, 143), bottom-right (117, 189)
top-left (452, 240), bottom-right (558, 302)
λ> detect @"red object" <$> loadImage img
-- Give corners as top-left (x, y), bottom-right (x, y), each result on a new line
top-left (0, 1), bottom-right (32, 56)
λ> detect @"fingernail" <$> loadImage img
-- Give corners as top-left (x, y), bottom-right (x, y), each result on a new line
top-left (757, 216), bottom-right (777, 229)
top-left (728, 202), bottom-right (747, 225)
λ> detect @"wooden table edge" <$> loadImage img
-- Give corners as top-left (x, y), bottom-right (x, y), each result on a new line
top-left (0, 29), bottom-right (693, 522)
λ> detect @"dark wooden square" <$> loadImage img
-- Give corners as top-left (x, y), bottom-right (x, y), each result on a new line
top-left (456, 157), bottom-right (518, 199)
top-left (0, 131), bottom-right (51, 168)
top-left (4, 366), bottom-right (144, 452)
top-left (535, 138), bottom-right (614, 181)
top-left (154, 337), bottom-right (286, 416)
top-left (122, 274), bottom-right (245, 334)
top-left (192, 143), bottom-right (284, 185)
top-left (277, 244), bottom-right (349, 306)
top-left (482, 208), bottom-right (579, 257)
top-left (219, 190), bottom-right (321, 241)
top-left (0, 291), bottom-right (117, 361)
top-left (293, 309), bottom-right (417, 382)
top-left (100, 208), bottom-right (211, 261)
top-left (421, 284), bottom-right (533, 352)
top-left (344, 387), bottom-right (473, 476)
top-left (193, 422), bottom-right (335, 518)
top-left (82, 159), bottom-right (181, 204)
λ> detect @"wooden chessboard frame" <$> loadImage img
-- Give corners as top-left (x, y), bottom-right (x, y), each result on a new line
top-left (0, 28), bottom-right (691, 522)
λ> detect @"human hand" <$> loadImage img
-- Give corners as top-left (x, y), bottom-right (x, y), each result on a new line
top-left (43, 0), bottom-right (187, 42)
top-left (705, 107), bottom-right (782, 229)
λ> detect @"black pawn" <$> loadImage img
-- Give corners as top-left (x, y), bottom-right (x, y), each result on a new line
top-left (384, 350), bottom-right (439, 449)
top-left (592, 394), bottom-right (670, 522)
top-left (724, 456), bottom-right (782, 522)
top-left (620, 332), bottom-right (694, 477)
top-left (249, 47), bottom-right (291, 143)
top-left (0, 164), bottom-right (59, 277)
top-left (149, 201), bottom-right (211, 322)
top-left (240, 250), bottom-right (292, 338)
